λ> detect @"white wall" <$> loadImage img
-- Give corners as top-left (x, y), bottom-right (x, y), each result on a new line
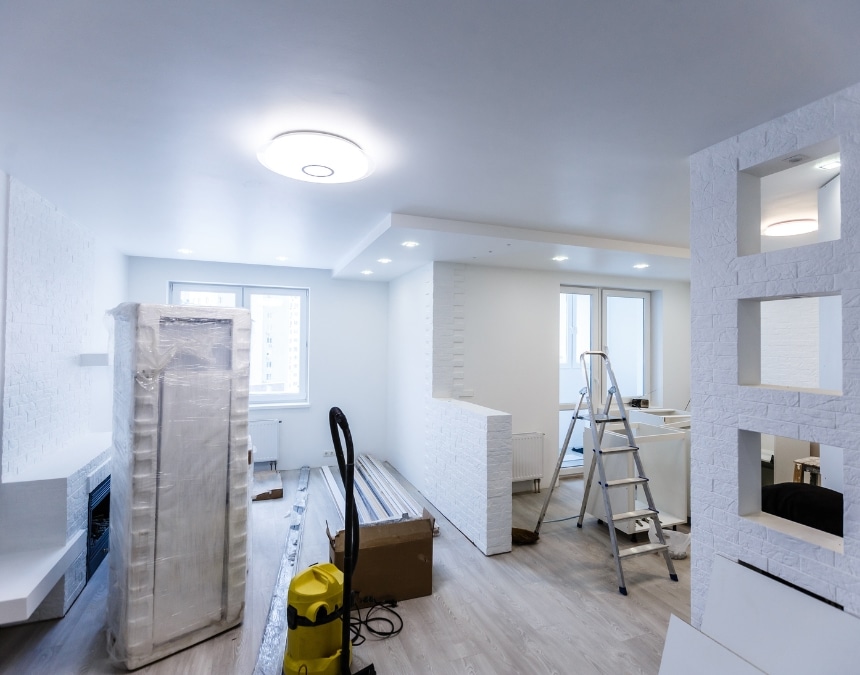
top-left (386, 264), bottom-right (432, 491)
top-left (87, 239), bottom-right (128, 433)
top-left (126, 257), bottom-right (389, 470)
top-left (1, 176), bottom-right (127, 479)
top-left (457, 264), bottom-right (690, 483)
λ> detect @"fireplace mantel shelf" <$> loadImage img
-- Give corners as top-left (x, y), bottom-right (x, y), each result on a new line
top-left (0, 433), bottom-right (112, 625)
top-left (0, 531), bottom-right (84, 623)
top-left (6, 432), bottom-right (112, 483)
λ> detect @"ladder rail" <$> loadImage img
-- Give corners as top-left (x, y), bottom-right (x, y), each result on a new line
top-left (534, 390), bottom-right (586, 535)
top-left (575, 350), bottom-right (678, 595)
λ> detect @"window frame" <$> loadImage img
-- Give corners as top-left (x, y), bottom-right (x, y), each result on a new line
top-left (169, 281), bottom-right (310, 407)
top-left (600, 288), bottom-right (651, 400)
top-left (559, 285), bottom-right (651, 404)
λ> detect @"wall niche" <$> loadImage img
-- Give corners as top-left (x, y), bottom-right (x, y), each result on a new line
top-left (739, 429), bottom-right (843, 553)
top-left (738, 138), bottom-right (841, 257)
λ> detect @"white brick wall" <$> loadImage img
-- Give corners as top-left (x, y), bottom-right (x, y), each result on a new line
top-left (2, 178), bottom-right (95, 478)
top-left (422, 263), bottom-right (513, 556)
top-left (760, 297), bottom-right (819, 388)
top-left (690, 82), bottom-right (860, 623)
top-left (0, 178), bottom-right (111, 622)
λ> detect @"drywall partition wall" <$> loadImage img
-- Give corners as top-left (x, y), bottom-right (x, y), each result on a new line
top-left (126, 257), bottom-right (388, 469)
top-left (387, 263), bottom-right (513, 555)
top-left (689, 82), bottom-right (860, 624)
top-left (427, 263), bottom-right (512, 555)
top-left (425, 398), bottom-right (512, 555)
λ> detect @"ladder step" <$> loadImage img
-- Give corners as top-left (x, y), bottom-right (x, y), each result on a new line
top-left (603, 477), bottom-right (648, 488)
top-left (618, 542), bottom-right (669, 559)
top-left (599, 445), bottom-right (638, 455)
top-left (609, 509), bottom-right (658, 523)
top-left (576, 414), bottom-right (624, 423)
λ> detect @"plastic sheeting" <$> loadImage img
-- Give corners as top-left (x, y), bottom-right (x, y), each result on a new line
top-left (106, 303), bottom-right (251, 670)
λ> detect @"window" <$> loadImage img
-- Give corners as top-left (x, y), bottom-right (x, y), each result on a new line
top-left (170, 282), bottom-right (309, 406)
top-left (559, 287), bottom-right (650, 401)
top-left (558, 286), bottom-right (650, 474)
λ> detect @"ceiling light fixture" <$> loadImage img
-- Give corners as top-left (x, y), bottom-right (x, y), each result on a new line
top-left (177, 248), bottom-right (193, 255)
top-left (361, 270), bottom-right (373, 275)
top-left (552, 255), bottom-right (568, 262)
top-left (257, 131), bottom-right (372, 183)
top-left (275, 255), bottom-right (288, 262)
top-left (402, 241), bottom-right (419, 248)
top-left (763, 219), bottom-right (818, 237)
top-left (816, 158), bottom-right (841, 171)
top-left (633, 263), bottom-right (650, 269)
top-left (377, 258), bottom-right (392, 264)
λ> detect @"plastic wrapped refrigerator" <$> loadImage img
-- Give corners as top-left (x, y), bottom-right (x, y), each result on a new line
top-left (106, 303), bottom-right (251, 670)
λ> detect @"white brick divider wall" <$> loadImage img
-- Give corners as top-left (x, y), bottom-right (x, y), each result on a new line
top-left (423, 262), bottom-right (513, 556)
top-left (690, 81), bottom-right (860, 624)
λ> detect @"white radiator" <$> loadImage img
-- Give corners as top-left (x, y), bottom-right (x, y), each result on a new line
top-left (512, 432), bottom-right (544, 492)
top-left (249, 419), bottom-right (281, 467)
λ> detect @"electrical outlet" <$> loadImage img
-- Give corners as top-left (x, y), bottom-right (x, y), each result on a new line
top-left (323, 450), bottom-right (334, 457)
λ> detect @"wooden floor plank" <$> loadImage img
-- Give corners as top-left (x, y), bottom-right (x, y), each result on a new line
top-left (0, 469), bottom-right (689, 674)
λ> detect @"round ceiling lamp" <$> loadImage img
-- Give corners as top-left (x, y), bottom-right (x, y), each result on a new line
top-left (762, 219), bottom-right (818, 237)
top-left (257, 131), bottom-right (372, 183)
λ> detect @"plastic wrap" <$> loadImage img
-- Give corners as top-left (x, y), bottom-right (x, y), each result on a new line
top-left (106, 303), bottom-right (251, 670)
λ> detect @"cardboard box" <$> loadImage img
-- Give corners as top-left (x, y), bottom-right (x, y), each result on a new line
top-left (327, 510), bottom-right (434, 607)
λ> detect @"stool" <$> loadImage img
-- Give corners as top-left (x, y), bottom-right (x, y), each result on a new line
top-left (793, 456), bottom-right (821, 486)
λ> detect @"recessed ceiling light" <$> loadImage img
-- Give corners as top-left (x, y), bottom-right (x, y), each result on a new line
top-left (377, 258), bottom-right (392, 264)
top-left (633, 263), bottom-right (650, 269)
top-left (275, 255), bottom-right (288, 262)
top-left (402, 241), bottom-right (419, 248)
top-left (361, 270), bottom-right (374, 275)
top-left (816, 158), bottom-right (841, 171)
top-left (177, 248), bottom-right (193, 255)
top-left (257, 131), bottom-right (372, 184)
top-left (763, 219), bottom-right (818, 237)
top-left (552, 255), bottom-right (568, 262)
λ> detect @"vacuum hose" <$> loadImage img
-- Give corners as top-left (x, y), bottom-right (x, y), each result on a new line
top-left (328, 407), bottom-right (373, 675)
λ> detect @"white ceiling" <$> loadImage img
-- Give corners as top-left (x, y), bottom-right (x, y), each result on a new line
top-left (2, 2), bottom-right (860, 282)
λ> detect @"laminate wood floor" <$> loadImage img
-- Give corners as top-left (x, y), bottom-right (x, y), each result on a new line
top-left (0, 469), bottom-right (690, 674)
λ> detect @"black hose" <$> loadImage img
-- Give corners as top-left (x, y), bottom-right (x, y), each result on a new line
top-left (328, 407), bottom-right (359, 675)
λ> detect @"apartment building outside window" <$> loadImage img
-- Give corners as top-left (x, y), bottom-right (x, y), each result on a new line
top-left (169, 282), bottom-right (309, 406)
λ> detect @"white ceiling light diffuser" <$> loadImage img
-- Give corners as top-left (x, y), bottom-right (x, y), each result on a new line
top-left (816, 158), bottom-right (841, 171)
top-left (257, 131), bottom-right (372, 183)
top-left (763, 219), bottom-right (818, 237)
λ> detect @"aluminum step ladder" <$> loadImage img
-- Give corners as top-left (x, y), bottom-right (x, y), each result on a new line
top-left (535, 350), bottom-right (678, 596)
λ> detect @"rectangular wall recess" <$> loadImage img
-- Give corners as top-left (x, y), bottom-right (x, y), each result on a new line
top-left (739, 429), bottom-right (843, 553)
top-left (738, 294), bottom-right (842, 393)
top-left (738, 138), bottom-right (841, 257)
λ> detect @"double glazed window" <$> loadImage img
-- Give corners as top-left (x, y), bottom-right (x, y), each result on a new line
top-left (559, 287), bottom-right (650, 472)
top-left (559, 287), bottom-right (650, 401)
top-left (169, 283), bottom-right (309, 405)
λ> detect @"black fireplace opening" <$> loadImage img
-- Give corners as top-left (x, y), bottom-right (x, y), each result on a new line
top-left (87, 475), bottom-right (110, 580)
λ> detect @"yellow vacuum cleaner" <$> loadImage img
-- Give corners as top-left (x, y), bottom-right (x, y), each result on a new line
top-left (283, 407), bottom-right (376, 675)
top-left (283, 563), bottom-right (350, 675)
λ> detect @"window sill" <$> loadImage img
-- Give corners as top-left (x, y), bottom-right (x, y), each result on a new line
top-left (250, 401), bottom-right (310, 410)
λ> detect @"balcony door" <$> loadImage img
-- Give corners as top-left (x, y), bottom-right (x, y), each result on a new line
top-left (559, 287), bottom-right (650, 475)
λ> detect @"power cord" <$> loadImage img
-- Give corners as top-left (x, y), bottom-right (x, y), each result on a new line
top-left (348, 595), bottom-right (404, 647)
